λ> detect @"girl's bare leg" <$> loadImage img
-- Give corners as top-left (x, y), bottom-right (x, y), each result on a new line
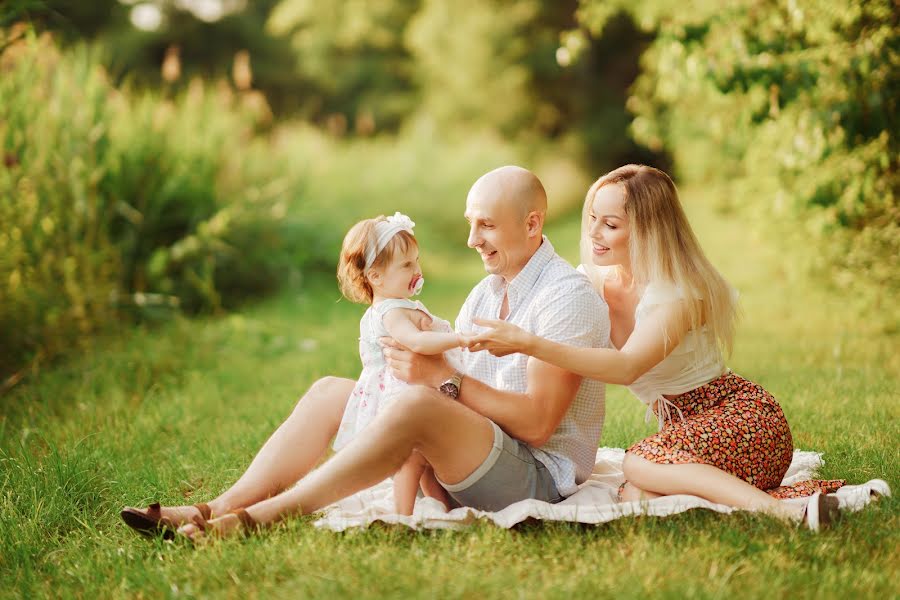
top-left (622, 453), bottom-right (802, 520)
top-left (419, 465), bottom-right (451, 510)
top-left (393, 454), bottom-right (427, 515)
top-left (125, 377), bottom-right (354, 525)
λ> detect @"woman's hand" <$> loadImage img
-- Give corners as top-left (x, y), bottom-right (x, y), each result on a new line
top-left (466, 318), bottom-right (534, 357)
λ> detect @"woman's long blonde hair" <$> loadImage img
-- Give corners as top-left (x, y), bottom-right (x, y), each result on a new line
top-left (579, 164), bottom-right (738, 356)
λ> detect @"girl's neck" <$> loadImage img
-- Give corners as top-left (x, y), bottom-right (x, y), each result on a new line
top-left (372, 293), bottom-right (410, 305)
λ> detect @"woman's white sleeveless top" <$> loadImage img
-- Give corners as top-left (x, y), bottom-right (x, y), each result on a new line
top-left (582, 265), bottom-right (727, 429)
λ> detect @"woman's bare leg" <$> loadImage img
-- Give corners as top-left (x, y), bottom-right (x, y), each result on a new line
top-left (125, 376), bottom-right (354, 525)
top-left (619, 481), bottom-right (662, 503)
top-left (622, 453), bottom-right (801, 520)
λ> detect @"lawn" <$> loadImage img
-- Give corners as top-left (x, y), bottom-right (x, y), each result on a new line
top-left (1, 187), bottom-right (897, 599)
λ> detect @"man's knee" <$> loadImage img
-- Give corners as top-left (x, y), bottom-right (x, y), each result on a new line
top-left (293, 376), bottom-right (352, 418)
top-left (308, 376), bottom-right (348, 397)
top-left (382, 386), bottom-right (445, 428)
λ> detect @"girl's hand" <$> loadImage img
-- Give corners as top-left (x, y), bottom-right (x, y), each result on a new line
top-left (467, 319), bottom-right (533, 357)
top-left (456, 332), bottom-right (476, 348)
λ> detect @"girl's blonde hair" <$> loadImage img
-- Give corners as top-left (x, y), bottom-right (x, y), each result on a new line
top-left (579, 164), bottom-right (737, 356)
top-left (337, 216), bottom-right (418, 304)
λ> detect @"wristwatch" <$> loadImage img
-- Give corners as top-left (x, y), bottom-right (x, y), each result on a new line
top-left (438, 370), bottom-right (464, 399)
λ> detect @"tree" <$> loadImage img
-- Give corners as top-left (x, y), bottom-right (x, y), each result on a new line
top-left (575, 0), bottom-right (898, 315)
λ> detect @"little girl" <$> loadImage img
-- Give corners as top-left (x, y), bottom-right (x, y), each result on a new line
top-left (334, 212), bottom-right (465, 515)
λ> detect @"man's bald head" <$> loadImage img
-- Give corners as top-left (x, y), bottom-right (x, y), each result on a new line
top-left (464, 166), bottom-right (548, 281)
top-left (467, 165), bottom-right (547, 218)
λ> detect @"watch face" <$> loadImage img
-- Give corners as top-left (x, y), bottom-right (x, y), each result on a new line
top-left (439, 382), bottom-right (459, 399)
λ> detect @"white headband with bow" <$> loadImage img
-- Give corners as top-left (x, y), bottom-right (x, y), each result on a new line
top-left (364, 212), bottom-right (416, 270)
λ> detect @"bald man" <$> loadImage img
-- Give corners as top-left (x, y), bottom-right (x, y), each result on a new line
top-left (123, 166), bottom-right (609, 539)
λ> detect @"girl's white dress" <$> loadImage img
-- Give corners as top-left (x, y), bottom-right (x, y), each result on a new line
top-left (333, 298), bottom-right (462, 451)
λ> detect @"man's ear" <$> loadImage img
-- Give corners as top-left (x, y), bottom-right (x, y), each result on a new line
top-left (525, 210), bottom-right (544, 238)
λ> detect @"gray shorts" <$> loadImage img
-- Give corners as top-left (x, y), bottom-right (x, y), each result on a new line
top-left (437, 420), bottom-right (563, 511)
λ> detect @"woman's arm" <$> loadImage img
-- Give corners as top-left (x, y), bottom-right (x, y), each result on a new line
top-left (382, 308), bottom-right (463, 355)
top-left (469, 301), bottom-right (692, 385)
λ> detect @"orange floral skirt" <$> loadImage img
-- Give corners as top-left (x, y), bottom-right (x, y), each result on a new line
top-left (625, 371), bottom-right (844, 499)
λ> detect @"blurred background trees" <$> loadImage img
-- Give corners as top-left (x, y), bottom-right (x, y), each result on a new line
top-left (574, 0), bottom-right (897, 314)
top-left (1, 0), bottom-right (896, 380)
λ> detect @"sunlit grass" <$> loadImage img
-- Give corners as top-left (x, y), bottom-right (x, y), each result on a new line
top-left (1, 187), bottom-right (897, 598)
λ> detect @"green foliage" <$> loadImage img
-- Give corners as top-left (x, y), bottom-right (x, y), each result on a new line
top-left (266, 0), bottom-right (659, 169)
top-left (406, 0), bottom-right (540, 134)
top-left (574, 0), bottom-right (899, 321)
top-left (0, 32), bottom-right (313, 378)
top-left (268, 0), bottom-right (420, 131)
top-left (0, 201), bottom-right (897, 597)
top-left (0, 35), bottom-right (122, 377)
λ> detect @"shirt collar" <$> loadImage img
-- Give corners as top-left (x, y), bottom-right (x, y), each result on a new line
top-left (488, 236), bottom-right (555, 310)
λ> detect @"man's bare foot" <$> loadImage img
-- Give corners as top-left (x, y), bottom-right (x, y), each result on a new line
top-left (121, 502), bottom-right (215, 539)
top-left (177, 512), bottom-right (244, 543)
top-left (127, 504), bottom-right (209, 526)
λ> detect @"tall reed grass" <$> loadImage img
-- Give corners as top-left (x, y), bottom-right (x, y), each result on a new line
top-left (0, 31), bottom-right (307, 380)
top-left (0, 28), bottom-right (591, 383)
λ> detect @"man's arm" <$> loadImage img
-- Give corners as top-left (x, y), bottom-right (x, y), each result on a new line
top-left (456, 358), bottom-right (582, 447)
top-left (383, 282), bottom-right (602, 447)
top-left (379, 344), bottom-right (581, 447)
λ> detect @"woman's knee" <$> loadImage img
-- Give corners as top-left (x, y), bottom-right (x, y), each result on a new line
top-left (622, 452), bottom-right (655, 486)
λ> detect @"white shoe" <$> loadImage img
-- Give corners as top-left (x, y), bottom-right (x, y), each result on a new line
top-left (803, 491), bottom-right (840, 531)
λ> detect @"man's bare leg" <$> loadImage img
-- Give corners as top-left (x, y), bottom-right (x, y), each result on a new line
top-left (125, 376), bottom-right (354, 525)
top-left (180, 387), bottom-right (495, 537)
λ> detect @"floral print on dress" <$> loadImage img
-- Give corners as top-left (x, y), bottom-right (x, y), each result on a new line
top-left (332, 299), bottom-right (461, 452)
top-left (625, 371), bottom-right (845, 499)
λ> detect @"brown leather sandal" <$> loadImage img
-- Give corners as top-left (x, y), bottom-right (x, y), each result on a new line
top-left (171, 508), bottom-right (260, 545)
top-left (121, 502), bottom-right (212, 540)
top-left (231, 508), bottom-right (260, 537)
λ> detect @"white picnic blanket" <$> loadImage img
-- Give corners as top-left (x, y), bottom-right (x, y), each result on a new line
top-left (314, 448), bottom-right (891, 531)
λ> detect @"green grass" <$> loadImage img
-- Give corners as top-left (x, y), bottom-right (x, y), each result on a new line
top-left (1, 187), bottom-right (897, 599)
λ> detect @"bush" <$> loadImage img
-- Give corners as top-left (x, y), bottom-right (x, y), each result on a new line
top-left (0, 31), bottom-right (312, 379)
top-left (574, 0), bottom-right (898, 324)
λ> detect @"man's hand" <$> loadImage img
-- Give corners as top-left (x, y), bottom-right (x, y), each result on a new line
top-left (380, 337), bottom-right (454, 387)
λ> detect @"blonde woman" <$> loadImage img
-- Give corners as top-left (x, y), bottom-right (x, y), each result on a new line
top-left (468, 165), bottom-right (844, 529)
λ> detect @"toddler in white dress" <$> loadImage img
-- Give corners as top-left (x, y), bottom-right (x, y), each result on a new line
top-left (334, 212), bottom-right (466, 515)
